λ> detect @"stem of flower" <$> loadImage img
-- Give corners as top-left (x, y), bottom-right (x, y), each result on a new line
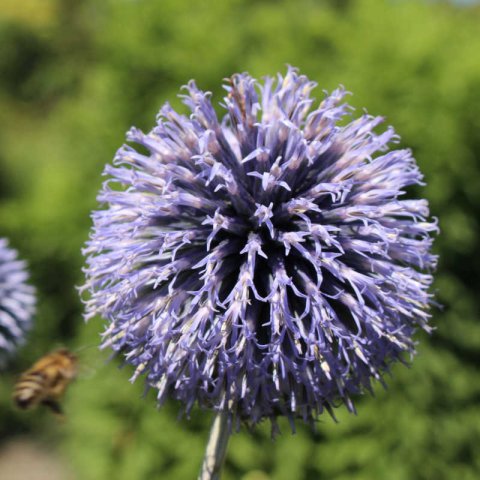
top-left (198, 409), bottom-right (231, 480)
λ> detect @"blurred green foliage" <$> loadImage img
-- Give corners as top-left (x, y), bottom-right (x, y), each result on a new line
top-left (1, 0), bottom-right (480, 478)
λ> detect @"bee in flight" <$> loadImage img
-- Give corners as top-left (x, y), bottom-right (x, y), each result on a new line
top-left (13, 348), bottom-right (78, 415)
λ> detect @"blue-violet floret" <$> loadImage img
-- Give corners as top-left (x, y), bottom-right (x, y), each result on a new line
top-left (0, 238), bottom-right (36, 366)
top-left (82, 68), bottom-right (438, 427)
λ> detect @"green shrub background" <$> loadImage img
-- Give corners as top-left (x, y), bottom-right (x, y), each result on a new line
top-left (1, 0), bottom-right (480, 478)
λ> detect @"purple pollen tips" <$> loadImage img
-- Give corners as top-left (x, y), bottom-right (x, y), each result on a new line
top-left (253, 203), bottom-right (275, 238)
top-left (82, 67), bottom-right (438, 428)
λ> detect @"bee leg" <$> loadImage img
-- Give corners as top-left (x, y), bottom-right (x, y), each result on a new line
top-left (41, 399), bottom-right (63, 415)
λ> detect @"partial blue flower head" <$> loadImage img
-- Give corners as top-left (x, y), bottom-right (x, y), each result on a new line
top-left (0, 238), bottom-right (36, 367)
top-left (83, 68), bottom-right (437, 427)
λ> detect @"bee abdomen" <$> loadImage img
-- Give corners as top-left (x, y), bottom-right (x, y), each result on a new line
top-left (13, 373), bottom-right (47, 409)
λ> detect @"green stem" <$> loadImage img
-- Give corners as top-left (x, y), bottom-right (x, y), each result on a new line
top-left (198, 409), bottom-right (231, 480)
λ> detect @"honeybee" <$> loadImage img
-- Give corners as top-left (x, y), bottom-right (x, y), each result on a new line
top-left (13, 348), bottom-right (78, 415)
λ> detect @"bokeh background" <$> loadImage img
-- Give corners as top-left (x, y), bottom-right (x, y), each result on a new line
top-left (1, 0), bottom-right (480, 479)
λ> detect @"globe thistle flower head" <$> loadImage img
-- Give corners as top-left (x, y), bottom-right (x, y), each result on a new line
top-left (83, 67), bottom-right (438, 428)
top-left (0, 238), bottom-right (36, 367)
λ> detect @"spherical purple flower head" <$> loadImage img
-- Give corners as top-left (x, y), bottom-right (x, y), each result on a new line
top-left (83, 67), bottom-right (438, 428)
top-left (0, 238), bottom-right (36, 367)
